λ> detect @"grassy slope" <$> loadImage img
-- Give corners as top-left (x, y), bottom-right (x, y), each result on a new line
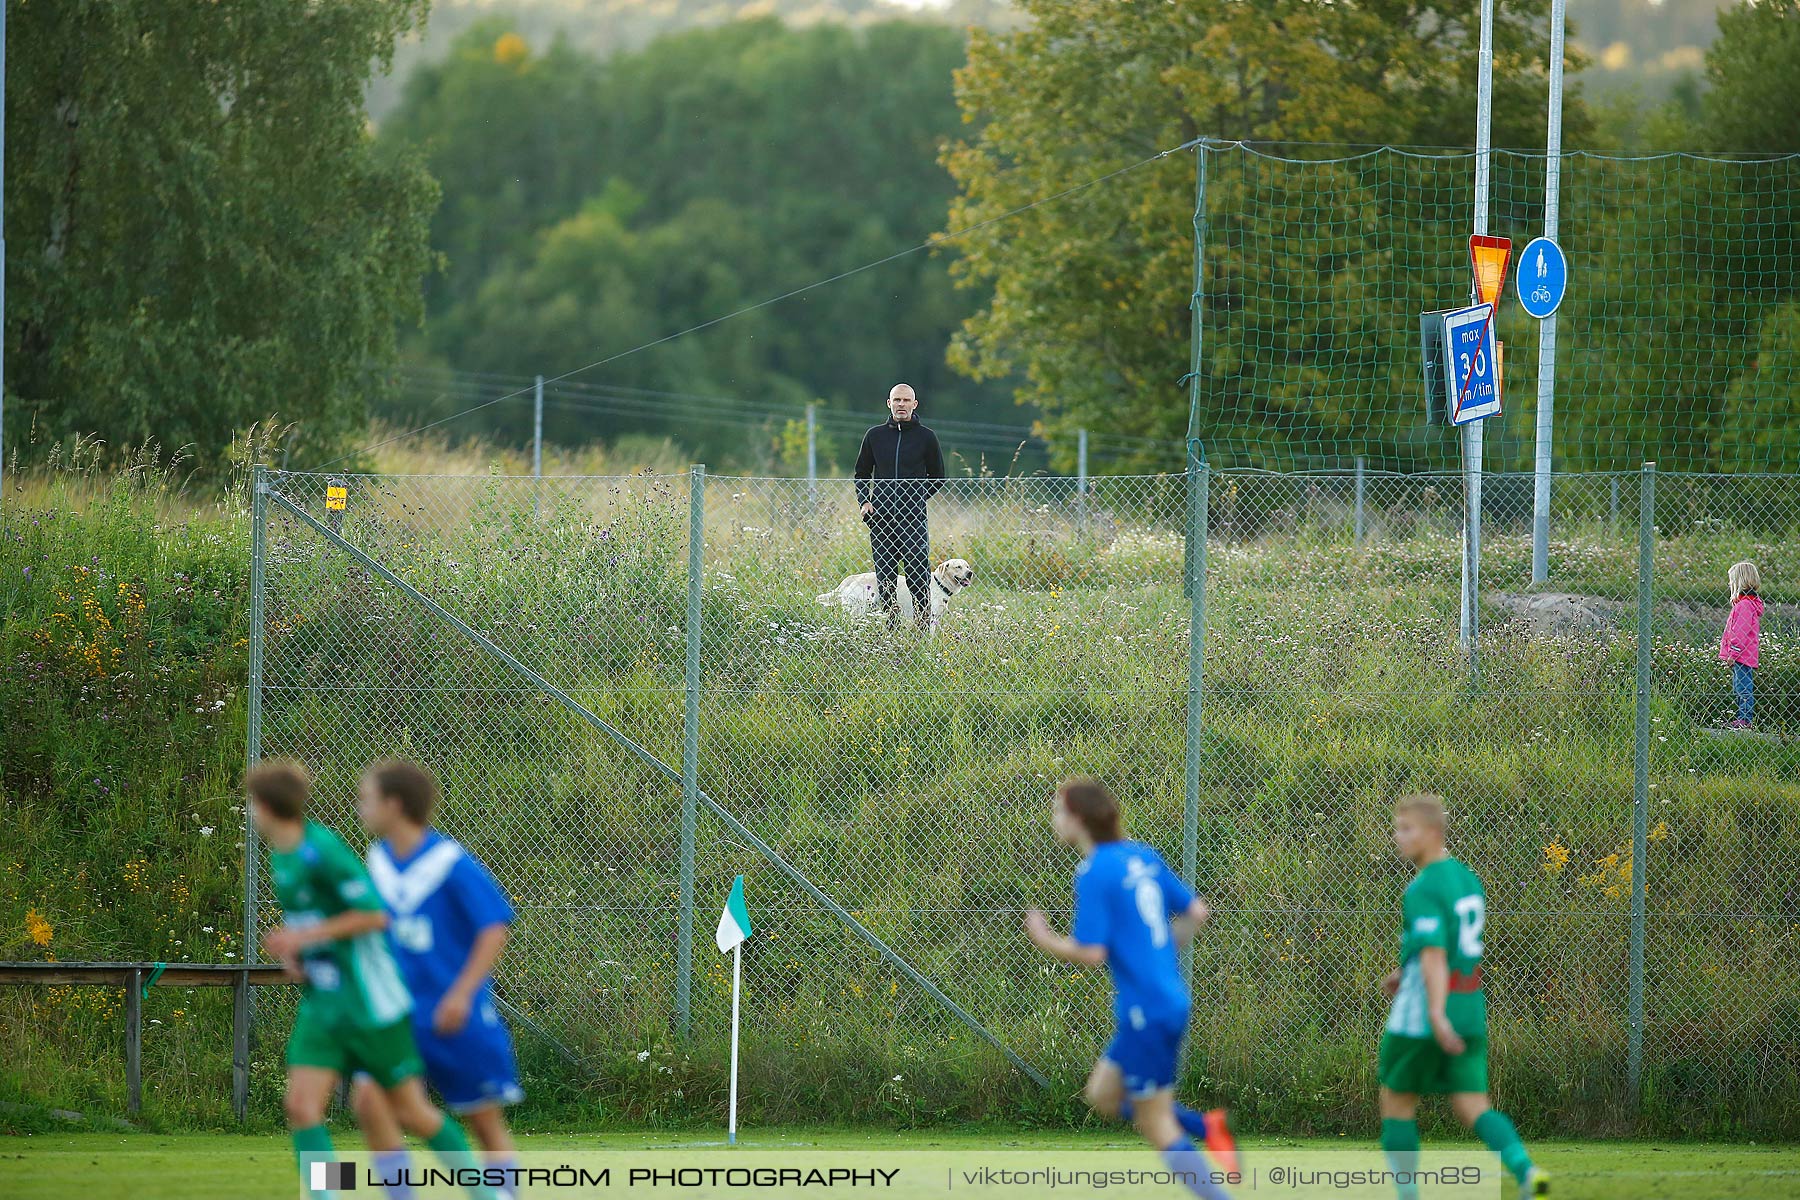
top-left (4, 453), bottom-right (1798, 1136)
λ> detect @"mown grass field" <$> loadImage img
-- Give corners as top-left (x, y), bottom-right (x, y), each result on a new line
top-left (5, 1127), bottom-right (1800, 1199)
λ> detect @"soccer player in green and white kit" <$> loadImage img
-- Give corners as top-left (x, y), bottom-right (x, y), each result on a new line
top-left (1378, 794), bottom-right (1548, 1200)
top-left (248, 760), bottom-right (491, 1200)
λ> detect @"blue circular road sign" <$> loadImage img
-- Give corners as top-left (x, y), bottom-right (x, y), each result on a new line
top-left (1518, 236), bottom-right (1568, 319)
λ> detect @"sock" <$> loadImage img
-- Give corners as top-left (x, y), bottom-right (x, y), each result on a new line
top-left (425, 1117), bottom-right (493, 1199)
top-left (1161, 1136), bottom-right (1232, 1200)
top-left (1118, 1098), bottom-right (1211, 1142)
top-left (291, 1124), bottom-right (335, 1200)
top-left (372, 1149), bottom-right (417, 1199)
top-left (1380, 1118), bottom-right (1421, 1200)
top-left (488, 1155), bottom-right (520, 1200)
top-left (1473, 1109), bottom-right (1534, 1185)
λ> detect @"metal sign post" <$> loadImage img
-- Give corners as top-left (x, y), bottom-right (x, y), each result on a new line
top-left (1531, 0), bottom-right (1571, 584)
top-left (1465, 0), bottom-right (1498, 670)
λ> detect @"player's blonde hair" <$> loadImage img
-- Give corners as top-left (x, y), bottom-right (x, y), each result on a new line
top-left (1394, 792), bottom-right (1447, 830)
top-left (1729, 561), bottom-right (1761, 601)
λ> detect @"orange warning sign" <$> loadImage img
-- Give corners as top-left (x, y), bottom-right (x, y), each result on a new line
top-left (1470, 235), bottom-right (1512, 308)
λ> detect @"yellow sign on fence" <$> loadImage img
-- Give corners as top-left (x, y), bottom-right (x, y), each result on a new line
top-left (325, 486), bottom-right (347, 512)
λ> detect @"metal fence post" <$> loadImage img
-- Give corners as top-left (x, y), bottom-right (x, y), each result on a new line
top-left (677, 464), bottom-right (705, 1038)
top-left (1077, 428), bottom-right (1089, 531)
top-left (806, 404), bottom-right (818, 509)
top-left (532, 375), bottom-right (544, 519)
top-left (1353, 456), bottom-right (1366, 545)
top-left (1182, 454), bottom-right (1207, 950)
top-left (1181, 141), bottom-right (1206, 598)
top-left (1627, 461), bottom-right (1655, 1109)
top-left (246, 468), bottom-right (267, 966)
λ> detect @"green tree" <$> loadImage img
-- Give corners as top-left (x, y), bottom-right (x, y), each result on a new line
top-left (943, 0), bottom-right (1590, 470)
top-left (5, 0), bottom-right (438, 470)
top-left (380, 21), bottom-right (610, 320)
top-left (379, 18), bottom-right (1024, 460)
top-left (1703, 0), bottom-right (1800, 153)
top-left (1715, 301), bottom-right (1800, 473)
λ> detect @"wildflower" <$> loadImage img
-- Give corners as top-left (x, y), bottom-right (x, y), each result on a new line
top-left (199, 826), bottom-right (215, 837)
top-left (25, 909), bottom-right (53, 947)
top-left (1542, 840), bottom-right (1570, 875)
top-left (637, 1050), bottom-right (651, 1062)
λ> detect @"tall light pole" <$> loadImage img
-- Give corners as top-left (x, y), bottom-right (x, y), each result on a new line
top-left (1531, 0), bottom-right (1569, 584)
top-left (1463, 0), bottom-right (1497, 662)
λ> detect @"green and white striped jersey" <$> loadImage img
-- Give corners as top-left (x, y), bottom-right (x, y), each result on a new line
top-left (1385, 855), bottom-right (1488, 1039)
top-left (269, 820), bottom-right (411, 1029)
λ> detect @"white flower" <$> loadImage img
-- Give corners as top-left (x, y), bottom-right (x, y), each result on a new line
top-left (637, 1050), bottom-right (651, 1062)
top-left (892, 1074), bottom-right (904, 1082)
top-left (199, 826), bottom-right (215, 837)
top-left (202, 926), bottom-right (214, 933)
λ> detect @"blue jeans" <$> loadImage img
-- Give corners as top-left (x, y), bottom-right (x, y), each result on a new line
top-left (1733, 662), bottom-right (1755, 723)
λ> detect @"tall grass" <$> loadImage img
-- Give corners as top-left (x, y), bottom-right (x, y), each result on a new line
top-left (3, 449), bottom-right (1797, 1137)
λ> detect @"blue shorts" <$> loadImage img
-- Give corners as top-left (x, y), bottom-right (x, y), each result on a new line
top-left (361, 995), bottom-right (523, 1114)
top-left (421, 995), bottom-right (523, 1113)
top-left (1103, 1007), bottom-right (1188, 1099)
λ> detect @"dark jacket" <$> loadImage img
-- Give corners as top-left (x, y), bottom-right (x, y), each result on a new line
top-left (854, 418), bottom-right (945, 510)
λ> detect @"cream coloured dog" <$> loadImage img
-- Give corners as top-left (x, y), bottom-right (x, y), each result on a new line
top-left (818, 558), bottom-right (975, 633)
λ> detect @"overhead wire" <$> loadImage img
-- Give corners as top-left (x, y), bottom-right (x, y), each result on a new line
top-left (393, 370), bottom-right (1180, 464)
top-left (387, 365), bottom-right (1180, 459)
top-left (313, 135), bottom-right (1204, 470)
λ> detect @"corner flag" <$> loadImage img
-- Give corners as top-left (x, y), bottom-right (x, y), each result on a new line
top-left (717, 874), bottom-right (752, 1146)
top-left (716, 875), bottom-right (753, 952)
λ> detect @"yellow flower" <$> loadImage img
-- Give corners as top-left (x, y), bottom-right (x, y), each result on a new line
top-left (494, 32), bottom-right (528, 66)
top-left (25, 908), bottom-right (53, 947)
top-left (1542, 840), bottom-right (1570, 875)
top-left (1648, 821), bottom-right (1670, 843)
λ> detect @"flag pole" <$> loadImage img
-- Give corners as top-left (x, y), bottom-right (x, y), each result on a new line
top-left (728, 941), bottom-right (741, 1146)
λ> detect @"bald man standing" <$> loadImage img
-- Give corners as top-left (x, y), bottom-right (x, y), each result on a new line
top-left (854, 383), bottom-right (946, 630)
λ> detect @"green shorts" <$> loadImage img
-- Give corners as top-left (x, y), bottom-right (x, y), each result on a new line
top-left (286, 1001), bottom-right (423, 1089)
top-left (1378, 1032), bottom-right (1489, 1096)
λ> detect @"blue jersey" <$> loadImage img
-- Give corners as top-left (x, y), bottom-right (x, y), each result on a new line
top-left (1072, 840), bottom-right (1196, 1028)
top-left (365, 830), bottom-right (515, 1010)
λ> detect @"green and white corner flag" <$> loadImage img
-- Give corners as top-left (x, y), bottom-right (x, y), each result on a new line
top-left (716, 874), bottom-right (753, 952)
top-left (717, 874), bottom-right (752, 1146)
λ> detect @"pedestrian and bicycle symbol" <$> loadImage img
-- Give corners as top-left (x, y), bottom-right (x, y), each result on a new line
top-left (1517, 236), bottom-right (1568, 318)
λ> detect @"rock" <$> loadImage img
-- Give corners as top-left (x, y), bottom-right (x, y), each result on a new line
top-left (1488, 591), bottom-right (1800, 639)
top-left (1486, 592), bottom-right (1626, 636)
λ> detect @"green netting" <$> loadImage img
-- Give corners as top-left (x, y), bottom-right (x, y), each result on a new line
top-left (1196, 143), bottom-right (1800, 474)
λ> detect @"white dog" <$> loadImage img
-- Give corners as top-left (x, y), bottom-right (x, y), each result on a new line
top-left (818, 558), bottom-right (975, 633)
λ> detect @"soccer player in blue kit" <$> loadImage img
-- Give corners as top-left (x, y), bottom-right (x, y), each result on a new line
top-left (350, 760), bottom-right (524, 1200)
top-left (1025, 777), bottom-right (1240, 1198)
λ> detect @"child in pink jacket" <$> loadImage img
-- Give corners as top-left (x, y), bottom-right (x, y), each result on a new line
top-left (1720, 561), bottom-right (1763, 729)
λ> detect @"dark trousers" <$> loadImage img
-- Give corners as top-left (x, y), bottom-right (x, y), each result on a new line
top-left (869, 508), bottom-right (931, 627)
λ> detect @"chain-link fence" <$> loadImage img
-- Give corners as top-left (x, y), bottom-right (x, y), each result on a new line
top-left (247, 464), bottom-right (1800, 1133)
